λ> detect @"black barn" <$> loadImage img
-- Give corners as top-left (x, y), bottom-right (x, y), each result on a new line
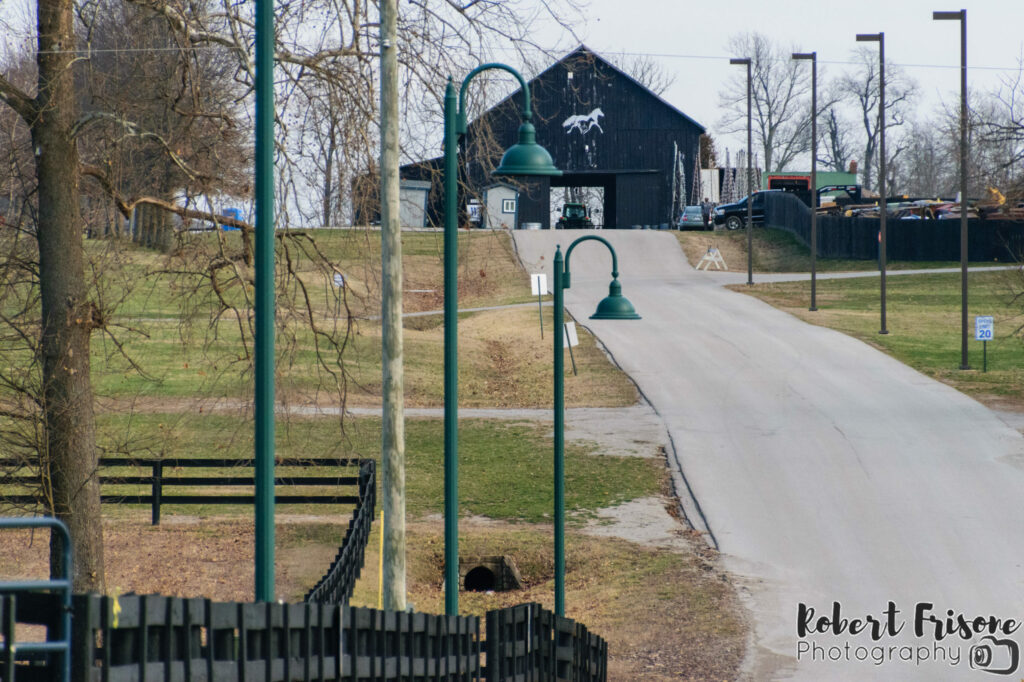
top-left (400, 45), bottom-right (705, 230)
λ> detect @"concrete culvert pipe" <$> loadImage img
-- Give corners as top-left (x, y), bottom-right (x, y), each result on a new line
top-left (464, 566), bottom-right (496, 592)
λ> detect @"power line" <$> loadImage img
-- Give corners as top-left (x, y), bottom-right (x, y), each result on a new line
top-left (3, 35), bottom-right (1021, 74)
top-left (488, 43), bottom-right (1021, 74)
top-left (20, 45), bottom-right (245, 56)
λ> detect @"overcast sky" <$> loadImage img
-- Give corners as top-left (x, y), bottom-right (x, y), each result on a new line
top-left (2, 0), bottom-right (1020, 172)
top-left (531, 0), bottom-right (1023, 168)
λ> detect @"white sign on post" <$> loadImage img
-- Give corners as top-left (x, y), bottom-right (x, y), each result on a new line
top-left (975, 316), bottom-right (994, 341)
top-left (531, 273), bottom-right (548, 296)
top-left (562, 321), bottom-right (579, 348)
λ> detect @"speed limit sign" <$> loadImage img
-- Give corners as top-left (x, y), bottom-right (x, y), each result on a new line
top-left (975, 316), bottom-right (994, 341)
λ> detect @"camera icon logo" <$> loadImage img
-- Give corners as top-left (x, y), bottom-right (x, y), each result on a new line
top-left (970, 636), bottom-right (1020, 675)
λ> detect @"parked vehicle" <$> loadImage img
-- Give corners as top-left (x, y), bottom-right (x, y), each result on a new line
top-left (767, 174), bottom-right (813, 206)
top-left (817, 185), bottom-right (867, 214)
top-left (713, 191), bottom-right (777, 230)
top-left (555, 202), bottom-right (594, 229)
top-left (678, 205), bottom-right (704, 230)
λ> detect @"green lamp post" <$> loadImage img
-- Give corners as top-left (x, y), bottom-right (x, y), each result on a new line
top-left (253, 0), bottom-right (275, 602)
top-left (553, 235), bottom-right (639, 616)
top-left (443, 64), bottom-right (560, 616)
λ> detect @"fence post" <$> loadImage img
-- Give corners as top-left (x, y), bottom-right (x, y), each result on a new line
top-left (71, 594), bottom-right (98, 682)
top-left (2, 594), bottom-right (14, 682)
top-left (152, 461), bottom-right (163, 526)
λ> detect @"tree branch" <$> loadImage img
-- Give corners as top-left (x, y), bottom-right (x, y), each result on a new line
top-left (0, 73), bottom-right (37, 123)
top-left (81, 164), bottom-right (253, 232)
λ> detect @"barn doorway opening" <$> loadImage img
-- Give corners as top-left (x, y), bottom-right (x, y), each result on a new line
top-left (550, 186), bottom-right (604, 229)
top-left (550, 172), bottom-right (616, 228)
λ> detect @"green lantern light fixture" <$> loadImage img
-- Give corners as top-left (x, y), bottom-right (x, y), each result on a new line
top-left (590, 277), bottom-right (641, 320)
top-left (493, 121), bottom-right (562, 177)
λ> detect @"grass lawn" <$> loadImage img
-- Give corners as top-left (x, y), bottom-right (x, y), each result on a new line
top-left (88, 412), bottom-right (663, 524)
top-left (97, 229), bottom-right (537, 322)
top-left (0, 227), bottom-right (748, 681)
top-left (86, 230), bottom-right (636, 408)
top-left (90, 303), bottom-right (637, 408)
top-left (736, 267), bottom-right (1024, 407)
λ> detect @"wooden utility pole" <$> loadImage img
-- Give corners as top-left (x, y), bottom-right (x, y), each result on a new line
top-left (379, 0), bottom-right (406, 611)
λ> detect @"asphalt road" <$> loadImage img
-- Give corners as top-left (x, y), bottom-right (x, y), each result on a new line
top-left (513, 229), bottom-right (1024, 681)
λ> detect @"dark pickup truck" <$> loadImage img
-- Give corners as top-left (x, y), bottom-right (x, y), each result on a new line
top-left (712, 191), bottom-right (777, 230)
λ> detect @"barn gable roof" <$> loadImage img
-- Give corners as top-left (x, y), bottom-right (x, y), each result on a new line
top-left (540, 45), bottom-right (704, 131)
top-left (477, 44), bottom-right (704, 134)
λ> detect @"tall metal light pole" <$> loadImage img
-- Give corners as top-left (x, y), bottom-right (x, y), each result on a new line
top-left (793, 52), bottom-right (818, 311)
top-left (934, 9), bottom-right (969, 369)
top-left (443, 65), bottom-right (561, 615)
top-left (856, 33), bottom-right (888, 335)
top-left (731, 58), bottom-right (754, 285)
top-left (253, 0), bottom-right (276, 603)
top-left (554, 236), bottom-right (639, 616)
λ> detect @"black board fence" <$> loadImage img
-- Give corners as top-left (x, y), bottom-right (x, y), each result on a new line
top-left (304, 460), bottom-right (376, 606)
top-left (2, 457), bottom-right (608, 682)
top-left (763, 191), bottom-right (1024, 262)
top-left (485, 603), bottom-right (606, 682)
top-left (0, 458), bottom-right (371, 526)
top-left (13, 595), bottom-right (602, 682)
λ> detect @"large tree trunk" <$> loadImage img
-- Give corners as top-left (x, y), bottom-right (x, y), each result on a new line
top-left (34, 0), bottom-right (105, 592)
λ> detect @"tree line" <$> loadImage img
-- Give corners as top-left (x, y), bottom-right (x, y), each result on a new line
top-left (717, 31), bottom-right (1024, 201)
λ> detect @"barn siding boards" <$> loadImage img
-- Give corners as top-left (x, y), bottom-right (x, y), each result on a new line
top-left (398, 45), bottom-right (705, 230)
top-left (516, 177), bottom-right (552, 227)
top-left (614, 173), bottom-right (664, 229)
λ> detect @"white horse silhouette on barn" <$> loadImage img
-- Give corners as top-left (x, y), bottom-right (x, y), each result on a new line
top-left (562, 107), bottom-right (604, 135)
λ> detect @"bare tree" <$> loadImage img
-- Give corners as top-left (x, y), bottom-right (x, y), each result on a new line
top-left (717, 32), bottom-right (811, 172)
top-left (1, 0), bottom-right (586, 591)
top-left (617, 53), bottom-right (676, 95)
top-left (891, 119), bottom-right (953, 197)
top-left (837, 46), bottom-right (917, 192)
top-left (973, 64), bottom-right (1024, 200)
top-left (0, 0), bottom-right (107, 591)
top-left (817, 84), bottom-right (857, 175)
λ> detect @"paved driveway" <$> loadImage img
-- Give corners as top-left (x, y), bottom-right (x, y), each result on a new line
top-left (514, 229), bottom-right (1024, 680)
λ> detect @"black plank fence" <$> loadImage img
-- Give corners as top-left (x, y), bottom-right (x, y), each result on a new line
top-left (763, 191), bottom-right (1024, 262)
top-left (0, 457), bottom-right (608, 682)
top-left (1, 593), bottom-right (604, 682)
top-left (485, 603), bottom-right (606, 682)
top-left (304, 460), bottom-right (375, 606)
top-left (0, 458), bottom-right (369, 526)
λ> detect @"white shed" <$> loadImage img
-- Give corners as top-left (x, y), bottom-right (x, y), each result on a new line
top-left (483, 183), bottom-right (519, 230)
top-left (399, 180), bottom-right (431, 228)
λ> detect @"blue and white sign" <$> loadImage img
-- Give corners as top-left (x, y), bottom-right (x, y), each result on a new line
top-left (975, 316), bottom-right (994, 341)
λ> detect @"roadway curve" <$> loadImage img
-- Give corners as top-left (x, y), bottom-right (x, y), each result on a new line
top-left (514, 229), bottom-right (1024, 680)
